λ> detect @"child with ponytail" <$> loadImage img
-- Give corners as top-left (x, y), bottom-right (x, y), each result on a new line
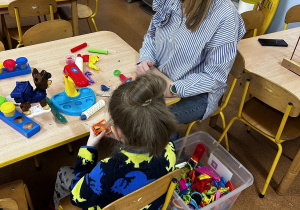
top-left (53, 73), bottom-right (178, 210)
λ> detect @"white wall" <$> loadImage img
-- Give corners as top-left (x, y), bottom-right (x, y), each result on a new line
top-left (266, 0), bottom-right (300, 33)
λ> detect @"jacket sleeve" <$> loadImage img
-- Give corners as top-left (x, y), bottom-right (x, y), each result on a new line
top-left (70, 146), bottom-right (108, 208)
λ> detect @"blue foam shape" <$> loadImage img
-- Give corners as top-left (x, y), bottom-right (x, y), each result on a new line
top-left (0, 110), bottom-right (40, 138)
top-left (51, 87), bottom-right (95, 116)
top-left (0, 64), bottom-right (31, 80)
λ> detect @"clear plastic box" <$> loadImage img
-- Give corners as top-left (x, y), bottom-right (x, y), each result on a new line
top-left (171, 131), bottom-right (253, 210)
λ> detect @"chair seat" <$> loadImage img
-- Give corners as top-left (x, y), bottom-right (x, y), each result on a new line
top-left (8, 26), bottom-right (32, 41)
top-left (58, 4), bottom-right (93, 20)
top-left (242, 97), bottom-right (300, 140)
top-left (0, 180), bottom-right (28, 210)
top-left (0, 198), bottom-right (18, 210)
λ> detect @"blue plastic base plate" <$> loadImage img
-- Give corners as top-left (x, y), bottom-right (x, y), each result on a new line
top-left (0, 110), bottom-right (40, 138)
top-left (0, 65), bottom-right (31, 80)
top-left (51, 87), bottom-right (95, 116)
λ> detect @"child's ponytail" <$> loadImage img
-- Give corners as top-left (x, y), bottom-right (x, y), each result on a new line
top-left (109, 74), bottom-right (177, 156)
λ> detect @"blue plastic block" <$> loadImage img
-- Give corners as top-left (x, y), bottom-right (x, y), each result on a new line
top-left (51, 87), bottom-right (96, 116)
top-left (0, 64), bottom-right (31, 80)
top-left (0, 110), bottom-right (40, 138)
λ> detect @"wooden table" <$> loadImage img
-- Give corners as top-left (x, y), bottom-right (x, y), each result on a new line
top-left (0, 0), bottom-right (78, 36)
top-left (0, 31), bottom-right (139, 168)
top-left (237, 27), bottom-right (300, 195)
top-left (0, 31), bottom-right (178, 168)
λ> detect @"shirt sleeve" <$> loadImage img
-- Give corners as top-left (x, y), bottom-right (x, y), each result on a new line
top-left (137, 18), bottom-right (158, 66)
top-left (173, 42), bottom-right (237, 97)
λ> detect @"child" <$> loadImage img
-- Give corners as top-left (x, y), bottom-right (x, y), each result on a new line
top-left (53, 73), bottom-right (178, 209)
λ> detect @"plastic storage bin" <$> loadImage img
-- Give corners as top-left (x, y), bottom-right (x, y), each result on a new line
top-left (171, 131), bottom-right (253, 210)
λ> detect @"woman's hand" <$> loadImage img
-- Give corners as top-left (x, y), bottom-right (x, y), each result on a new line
top-left (136, 60), bottom-right (153, 76)
top-left (86, 126), bottom-right (106, 148)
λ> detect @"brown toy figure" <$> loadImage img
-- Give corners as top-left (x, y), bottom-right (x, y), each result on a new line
top-left (11, 68), bottom-right (52, 115)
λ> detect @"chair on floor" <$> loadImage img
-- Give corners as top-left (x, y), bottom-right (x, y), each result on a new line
top-left (185, 50), bottom-right (245, 151)
top-left (284, 4), bottom-right (300, 30)
top-left (3, 0), bottom-right (57, 49)
top-left (22, 19), bottom-right (73, 46)
top-left (58, 169), bottom-right (182, 210)
top-left (0, 180), bottom-right (34, 210)
top-left (57, 0), bottom-right (98, 32)
top-left (218, 72), bottom-right (300, 198)
top-left (241, 10), bottom-right (265, 39)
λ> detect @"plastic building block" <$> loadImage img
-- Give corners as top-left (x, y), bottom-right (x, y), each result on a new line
top-left (0, 109), bottom-right (40, 138)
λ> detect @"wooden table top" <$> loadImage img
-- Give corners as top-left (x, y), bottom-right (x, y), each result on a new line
top-left (238, 27), bottom-right (300, 99)
top-left (0, 31), bottom-right (141, 167)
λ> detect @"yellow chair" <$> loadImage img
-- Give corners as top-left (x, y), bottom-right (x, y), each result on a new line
top-left (241, 10), bottom-right (265, 38)
top-left (3, 0), bottom-right (57, 49)
top-left (185, 50), bottom-right (245, 151)
top-left (0, 41), bottom-right (5, 51)
top-left (22, 19), bottom-right (73, 46)
top-left (0, 180), bottom-right (34, 210)
top-left (218, 72), bottom-right (300, 198)
top-left (284, 4), bottom-right (300, 30)
top-left (58, 169), bottom-right (182, 210)
top-left (57, 0), bottom-right (99, 32)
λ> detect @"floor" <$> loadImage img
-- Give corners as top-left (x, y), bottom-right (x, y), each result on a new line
top-left (0, 0), bottom-right (299, 209)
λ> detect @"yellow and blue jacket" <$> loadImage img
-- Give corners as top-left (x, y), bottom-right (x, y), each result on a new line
top-left (70, 142), bottom-right (176, 210)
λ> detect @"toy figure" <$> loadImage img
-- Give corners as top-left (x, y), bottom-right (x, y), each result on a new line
top-left (11, 68), bottom-right (52, 115)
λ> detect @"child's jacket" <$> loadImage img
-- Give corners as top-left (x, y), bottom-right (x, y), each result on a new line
top-left (70, 142), bottom-right (176, 210)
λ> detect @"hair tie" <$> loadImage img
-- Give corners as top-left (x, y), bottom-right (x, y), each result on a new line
top-left (142, 99), bottom-right (152, 106)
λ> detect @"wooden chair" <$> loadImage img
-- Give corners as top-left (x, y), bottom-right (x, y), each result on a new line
top-left (241, 10), bottom-right (265, 39)
top-left (218, 72), bottom-right (300, 198)
top-left (185, 50), bottom-right (245, 151)
top-left (3, 0), bottom-right (57, 49)
top-left (57, 0), bottom-right (98, 32)
top-left (58, 169), bottom-right (182, 210)
top-left (0, 180), bottom-right (34, 210)
top-left (22, 20), bottom-right (73, 46)
top-left (0, 41), bottom-right (5, 51)
top-left (284, 4), bottom-right (300, 30)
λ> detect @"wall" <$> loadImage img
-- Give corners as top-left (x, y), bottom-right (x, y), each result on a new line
top-left (266, 0), bottom-right (300, 33)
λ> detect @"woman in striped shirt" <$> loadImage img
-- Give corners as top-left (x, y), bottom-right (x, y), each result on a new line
top-left (136, 0), bottom-right (246, 124)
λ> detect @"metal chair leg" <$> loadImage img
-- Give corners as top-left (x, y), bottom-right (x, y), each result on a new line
top-left (90, 17), bottom-right (98, 32)
top-left (259, 144), bottom-right (283, 198)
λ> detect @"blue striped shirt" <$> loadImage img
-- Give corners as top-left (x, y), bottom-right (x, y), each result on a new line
top-left (138, 0), bottom-right (245, 120)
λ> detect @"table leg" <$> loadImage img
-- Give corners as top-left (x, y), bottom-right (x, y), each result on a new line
top-left (276, 147), bottom-right (300, 195)
top-left (71, 0), bottom-right (79, 36)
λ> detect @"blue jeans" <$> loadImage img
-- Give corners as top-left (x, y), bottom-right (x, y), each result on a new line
top-left (168, 93), bottom-right (208, 124)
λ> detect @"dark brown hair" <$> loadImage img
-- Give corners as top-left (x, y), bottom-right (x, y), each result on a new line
top-left (108, 74), bottom-right (177, 156)
top-left (182, 0), bottom-right (213, 32)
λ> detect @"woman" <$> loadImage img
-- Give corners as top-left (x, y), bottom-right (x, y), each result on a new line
top-left (136, 0), bottom-right (246, 124)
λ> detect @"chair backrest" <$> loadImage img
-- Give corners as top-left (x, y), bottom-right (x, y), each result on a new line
top-left (103, 169), bottom-right (182, 210)
top-left (241, 10), bottom-right (265, 38)
top-left (8, 0), bottom-right (57, 18)
top-left (229, 50), bottom-right (245, 79)
top-left (284, 4), bottom-right (300, 30)
top-left (23, 20), bottom-right (73, 46)
top-left (0, 41), bottom-right (5, 51)
top-left (60, 169), bottom-right (182, 210)
top-left (242, 72), bottom-right (300, 117)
